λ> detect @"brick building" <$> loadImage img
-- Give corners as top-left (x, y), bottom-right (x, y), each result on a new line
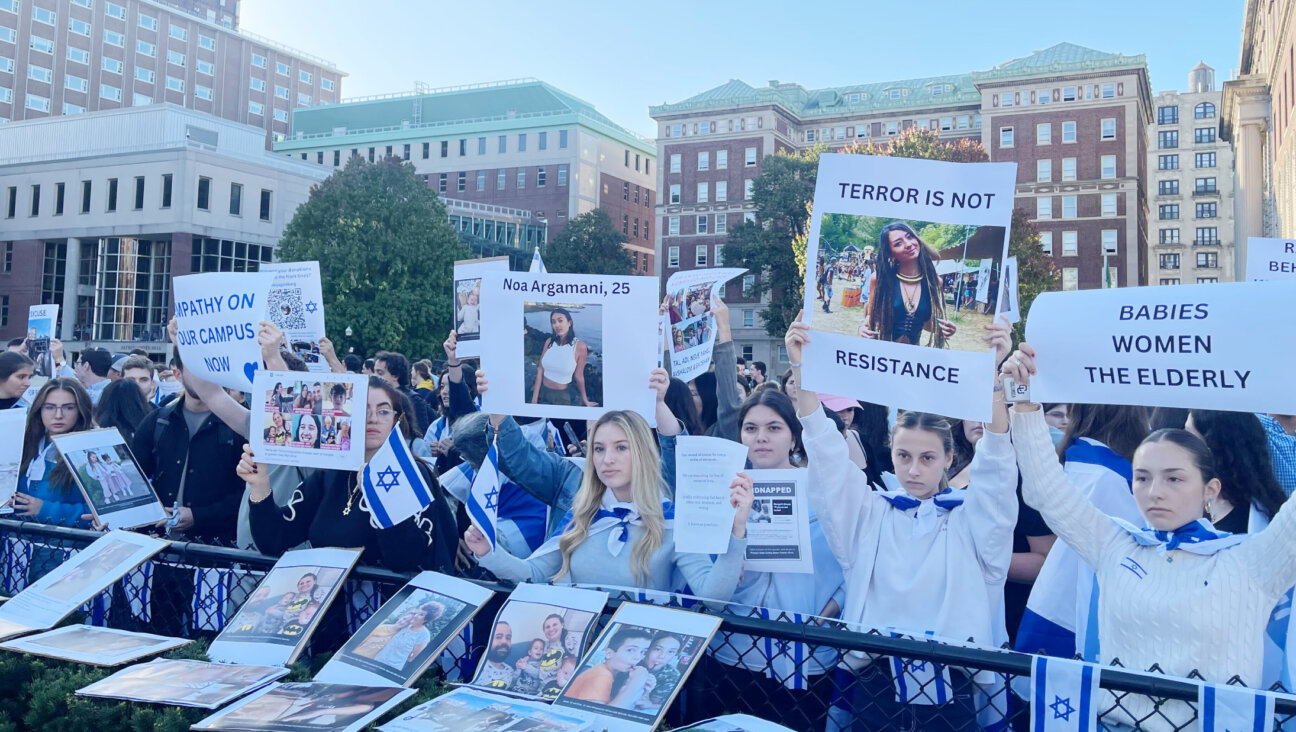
top-left (651, 43), bottom-right (1151, 368)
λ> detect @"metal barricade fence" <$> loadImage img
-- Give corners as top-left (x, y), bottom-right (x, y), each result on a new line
top-left (2, 518), bottom-right (1294, 732)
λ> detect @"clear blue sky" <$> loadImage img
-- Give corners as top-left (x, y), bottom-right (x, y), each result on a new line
top-left (241, 0), bottom-right (1242, 138)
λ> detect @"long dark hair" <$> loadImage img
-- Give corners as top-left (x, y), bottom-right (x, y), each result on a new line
top-left (738, 388), bottom-right (804, 466)
top-left (95, 379), bottom-right (154, 445)
top-left (550, 308), bottom-right (576, 346)
top-left (892, 411), bottom-right (955, 491)
top-left (949, 420), bottom-right (977, 478)
top-left (368, 376), bottom-right (418, 440)
top-left (664, 377), bottom-right (702, 435)
top-left (692, 372), bottom-right (718, 432)
top-left (20, 378), bottom-right (95, 495)
top-left (869, 222), bottom-right (947, 347)
top-left (1188, 410), bottom-right (1287, 520)
top-left (851, 400), bottom-right (893, 483)
top-left (1059, 403), bottom-right (1148, 463)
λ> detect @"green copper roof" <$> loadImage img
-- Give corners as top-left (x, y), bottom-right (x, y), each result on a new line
top-left (650, 43), bottom-right (1146, 118)
top-left (279, 78), bottom-right (654, 155)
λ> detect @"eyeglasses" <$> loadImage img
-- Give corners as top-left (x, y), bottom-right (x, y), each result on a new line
top-left (366, 407), bottom-right (398, 420)
top-left (41, 403), bottom-right (79, 415)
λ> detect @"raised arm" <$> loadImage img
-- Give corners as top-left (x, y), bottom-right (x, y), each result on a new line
top-left (240, 445), bottom-right (316, 554)
top-left (468, 526), bottom-right (564, 584)
top-left (1234, 484), bottom-right (1296, 597)
top-left (708, 297), bottom-right (741, 441)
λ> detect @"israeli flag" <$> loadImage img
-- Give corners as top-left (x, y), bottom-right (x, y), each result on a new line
top-left (360, 425), bottom-right (434, 529)
top-left (193, 567), bottom-right (234, 632)
top-left (1199, 682), bottom-right (1276, 732)
top-left (1031, 655), bottom-right (1100, 732)
top-left (467, 440), bottom-right (502, 550)
top-left (889, 631), bottom-right (953, 705)
top-left (529, 246), bottom-right (547, 273)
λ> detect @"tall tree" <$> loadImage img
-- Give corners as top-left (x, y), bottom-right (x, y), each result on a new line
top-left (542, 209), bottom-right (634, 276)
top-left (276, 156), bottom-right (469, 359)
top-left (1004, 209), bottom-right (1060, 342)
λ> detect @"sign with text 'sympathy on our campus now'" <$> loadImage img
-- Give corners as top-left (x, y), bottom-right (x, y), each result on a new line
top-left (1026, 281), bottom-right (1296, 414)
top-left (172, 271), bottom-right (275, 392)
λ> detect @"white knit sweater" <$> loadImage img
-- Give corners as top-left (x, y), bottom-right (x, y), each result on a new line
top-left (1013, 408), bottom-right (1296, 730)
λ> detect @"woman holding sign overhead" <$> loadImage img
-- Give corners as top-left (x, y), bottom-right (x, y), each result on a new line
top-left (785, 313), bottom-right (1016, 731)
top-left (859, 222), bottom-right (957, 347)
top-left (1002, 344), bottom-right (1296, 731)
top-left (530, 308), bottom-right (595, 407)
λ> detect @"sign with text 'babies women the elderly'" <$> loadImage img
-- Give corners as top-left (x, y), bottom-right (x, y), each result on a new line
top-left (172, 271), bottom-right (275, 392)
top-left (1026, 280), bottom-right (1296, 414)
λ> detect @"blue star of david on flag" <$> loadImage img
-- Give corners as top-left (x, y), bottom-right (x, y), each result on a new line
top-left (360, 424), bottom-right (433, 529)
top-left (1050, 695), bottom-right (1075, 721)
top-left (374, 466), bottom-right (401, 491)
top-left (1031, 655), bottom-right (1099, 732)
top-left (467, 439), bottom-right (502, 550)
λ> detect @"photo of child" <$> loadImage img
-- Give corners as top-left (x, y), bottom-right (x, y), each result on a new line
top-left (55, 431), bottom-right (158, 518)
top-left (467, 597), bottom-right (596, 700)
top-left (259, 379), bottom-right (356, 455)
top-left (456, 279), bottom-right (483, 339)
top-left (330, 584), bottom-right (475, 686)
top-left (220, 566), bottom-right (344, 647)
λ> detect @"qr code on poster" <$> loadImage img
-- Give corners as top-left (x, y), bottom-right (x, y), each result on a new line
top-left (268, 287), bottom-right (306, 330)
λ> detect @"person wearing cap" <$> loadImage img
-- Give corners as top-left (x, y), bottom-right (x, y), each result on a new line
top-left (819, 393), bottom-right (870, 471)
top-left (74, 346), bottom-right (113, 406)
top-left (108, 354), bottom-right (131, 380)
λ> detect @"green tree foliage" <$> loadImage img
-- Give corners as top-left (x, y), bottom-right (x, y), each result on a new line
top-left (541, 209), bottom-right (634, 276)
top-left (276, 156), bottom-right (470, 359)
top-left (1005, 209), bottom-right (1060, 341)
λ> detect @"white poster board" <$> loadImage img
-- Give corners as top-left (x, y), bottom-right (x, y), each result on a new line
top-left (262, 261), bottom-right (329, 373)
top-left (743, 469), bottom-right (813, 573)
top-left (664, 267), bottom-right (747, 382)
top-left (1245, 237), bottom-right (1296, 281)
top-left (800, 153), bottom-right (1017, 421)
top-left (76, 658), bottom-right (290, 709)
top-left (453, 256), bottom-right (511, 359)
top-left (208, 547), bottom-right (361, 667)
top-left (51, 428), bottom-right (167, 529)
top-left (191, 682), bottom-right (414, 732)
top-left (0, 409), bottom-right (25, 514)
top-left (26, 304), bottom-right (58, 375)
top-left (479, 272), bottom-right (659, 425)
top-left (250, 371), bottom-right (367, 470)
top-left (0, 624), bottom-right (188, 666)
top-left (379, 688), bottom-right (595, 732)
top-left (315, 571), bottom-right (494, 688)
top-left (172, 271), bottom-right (276, 391)
top-left (674, 436), bottom-right (749, 555)
top-left (677, 715), bottom-right (796, 732)
top-left (1025, 281), bottom-right (1296, 413)
top-left (0, 530), bottom-right (168, 639)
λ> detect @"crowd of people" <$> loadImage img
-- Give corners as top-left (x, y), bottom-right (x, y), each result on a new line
top-left (6, 282), bottom-right (1296, 731)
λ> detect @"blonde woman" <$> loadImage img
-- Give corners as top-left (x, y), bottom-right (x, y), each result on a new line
top-left (464, 407), bottom-right (754, 600)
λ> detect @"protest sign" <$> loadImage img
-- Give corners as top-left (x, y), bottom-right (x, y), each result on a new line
top-left (0, 624), bottom-right (187, 666)
top-left (479, 272), bottom-right (659, 424)
top-left (998, 256), bottom-right (1021, 323)
top-left (251, 371), bottom-right (367, 471)
top-left (1245, 237), bottom-right (1296, 281)
top-left (315, 571), bottom-right (493, 688)
top-left (664, 267), bottom-right (746, 381)
top-left (261, 261), bottom-right (328, 372)
top-left (0, 530), bottom-right (168, 639)
top-left (0, 409), bottom-right (24, 514)
top-left (77, 658), bottom-right (290, 708)
top-left (208, 547), bottom-right (361, 667)
top-left (554, 602), bottom-right (722, 731)
top-left (1026, 281), bottom-right (1296, 413)
top-left (453, 256), bottom-right (510, 359)
top-left (379, 688), bottom-right (594, 732)
top-left (674, 436), bottom-right (749, 555)
top-left (743, 469), bottom-right (813, 574)
top-left (26, 304), bottom-right (57, 376)
top-left (466, 583), bottom-right (608, 701)
top-left (192, 682), bottom-right (414, 732)
top-left (172, 271), bottom-right (276, 392)
top-left (800, 153), bottom-right (1018, 421)
top-left (52, 428), bottom-right (166, 529)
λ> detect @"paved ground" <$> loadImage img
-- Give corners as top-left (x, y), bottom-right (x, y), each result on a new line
top-left (812, 274), bottom-right (994, 353)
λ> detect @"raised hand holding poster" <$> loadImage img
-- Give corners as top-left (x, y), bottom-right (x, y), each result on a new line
top-left (52, 428), bottom-right (167, 529)
top-left (172, 271), bottom-right (276, 391)
top-left (664, 267), bottom-right (746, 382)
top-left (1245, 237), bottom-right (1296, 281)
top-left (261, 261), bottom-right (328, 372)
top-left (26, 304), bottom-right (58, 376)
top-left (800, 153), bottom-right (1017, 421)
top-left (250, 370), bottom-right (367, 471)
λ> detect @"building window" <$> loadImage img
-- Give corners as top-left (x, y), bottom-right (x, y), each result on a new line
top-left (558, 164), bottom-right (568, 186)
top-left (668, 246), bottom-right (680, 267)
top-left (623, 182), bottom-right (630, 201)
top-left (696, 243), bottom-right (708, 266)
top-left (80, 180), bottom-right (92, 213)
top-left (1159, 154), bottom-right (1180, 170)
top-left (537, 131), bottom-right (546, 150)
top-left (717, 150), bottom-right (728, 169)
top-left (745, 147), bottom-right (757, 166)
top-left (67, 47), bottom-right (89, 65)
top-left (248, 101), bottom-right (264, 116)
top-left (999, 127), bottom-right (1014, 148)
top-left (1058, 157), bottom-right (1075, 182)
top-left (1157, 105), bottom-right (1179, 124)
top-left (536, 168), bottom-right (546, 187)
top-left (716, 181), bottom-right (728, 202)
top-left (402, 143), bottom-right (411, 161)
top-left (195, 85), bottom-right (212, 101)
top-left (1195, 152), bottom-right (1217, 168)
top-left (496, 169), bottom-right (506, 189)
top-left (1161, 278), bottom-right (1182, 285)
top-left (299, 70), bottom-right (312, 84)
top-left (1036, 197), bottom-right (1052, 220)
top-left (698, 151), bottom-right (709, 171)
top-left (1159, 204), bottom-right (1179, 220)
top-left (516, 169), bottom-right (526, 189)
top-left (132, 176), bottom-right (144, 210)
top-left (1195, 227), bottom-right (1218, 245)
top-left (1102, 229), bottom-right (1118, 254)
top-left (668, 216), bottom-right (680, 235)
top-left (1160, 228), bottom-right (1180, 244)
top-left (28, 64), bottom-right (52, 83)
top-left (437, 173), bottom-right (446, 193)
top-left (4, 187), bottom-right (14, 218)
top-left (744, 179), bottom-right (755, 200)
top-left (68, 17), bottom-right (90, 36)
top-left (197, 177), bottom-right (210, 210)
top-left (333, 150), bottom-right (341, 166)
top-left (1040, 232), bottom-right (1052, 254)
top-left (1062, 196), bottom-right (1076, 219)
top-left (1159, 179), bottom-right (1180, 195)
top-left (138, 12), bottom-right (156, 30)
top-left (669, 184), bottom-right (680, 204)
top-left (1099, 155), bottom-right (1116, 179)
top-left (697, 182), bottom-right (708, 203)
top-left (169, 24), bottom-right (187, 41)
top-left (1102, 193), bottom-right (1117, 217)
top-left (166, 76), bottom-right (184, 93)
top-left (476, 171), bottom-right (485, 191)
top-left (696, 215), bottom-right (709, 236)
top-left (1062, 231), bottom-right (1078, 255)
top-left (167, 50), bottom-right (186, 67)
top-left (1194, 127), bottom-right (1217, 144)
top-left (1062, 121), bottom-right (1076, 143)
top-left (1195, 202), bottom-right (1217, 218)
top-left (498, 135), bottom-right (507, 154)
top-left (457, 172), bottom-right (466, 192)
top-left (1036, 123), bottom-right (1051, 145)
top-left (228, 183), bottom-right (242, 216)
top-left (106, 178), bottom-right (118, 212)
top-left (1101, 83), bottom-right (1116, 98)
top-left (1100, 118), bottom-right (1116, 140)
top-left (103, 28), bottom-right (124, 46)
top-left (136, 68), bottom-right (155, 83)
top-left (1195, 102), bottom-right (1217, 119)
top-left (1160, 253), bottom-right (1181, 269)
top-left (1195, 177), bottom-right (1218, 194)
top-left (1197, 277), bottom-right (1219, 284)
top-left (1197, 251), bottom-right (1218, 268)
top-left (518, 133), bottom-right (527, 152)
top-left (670, 154), bottom-right (681, 173)
top-left (559, 129), bottom-right (568, 148)
top-left (715, 215), bottom-right (727, 235)
top-left (65, 74), bottom-right (88, 92)
top-left (199, 34), bottom-right (215, 51)
top-left (54, 181), bottom-right (64, 215)
top-left (1159, 130), bottom-right (1179, 149)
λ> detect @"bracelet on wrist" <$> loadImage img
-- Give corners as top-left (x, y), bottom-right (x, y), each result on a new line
top-left (788, 361), bottom-right (802, 369)
top-left (445, 360), bottom-right (461, 368)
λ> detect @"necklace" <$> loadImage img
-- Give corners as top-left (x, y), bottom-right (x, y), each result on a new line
top-left (896, 271), bottom-right (924, 283)
top-left (901, 281), bottom-right (921, 314)
top-left (343, 474), bottom-right (361, 516)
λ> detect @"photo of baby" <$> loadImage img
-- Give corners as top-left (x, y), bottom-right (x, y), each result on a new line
top-left (220, 566), bottom-right (344, 647)
top-left (467, 599), bottom-right (595, 700)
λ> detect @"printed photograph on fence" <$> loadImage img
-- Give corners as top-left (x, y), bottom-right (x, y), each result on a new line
top-left (553, 602), bottom-right (721, 730)
top-left (251, 371), bottom-right (368, 471)
top-left (0, 409), bottom-right (24, 515)
top-left (1245, 236), bottom-right (1296, 281)
top-left (26, 304), bottom-right (58, 376)
top-left (378, 688), bottom-right (595, 732)
top-left (800, 153), bottom-right (1017, 421)
top-left (262, 261), bottom-right (329, 373)
top-left (315, 570), bottom-right (494, 688)
top-left (50, 428), bottom-right (167, 529)
top-left (172, 270), bottom-right (276, 392)
top-left (76, 658), bottom-right (290, 709)
top-left (208, 547), bottom-right (361, 667)
top-left (453, 256), bottom-right (510, 359)
top-left (479, 272), bottom-right (659, 424)
top-left (664, 268), bottom-right (746, 382)
top-left (0, 624), bottom-right (187, 666)
top-left (743, 469), bottom-right (813, 574)
top-left (192, 682), bottom-right (414, 732)
top-left (0, 530), bottom-right (167, 639)
top-left (466, 583), bottom-right (608, 700)
top-left (676, 714), bottom-right (796, 732)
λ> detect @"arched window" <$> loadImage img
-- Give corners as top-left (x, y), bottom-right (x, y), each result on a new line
top-left (1195, 102), bottom-right (1216, 119)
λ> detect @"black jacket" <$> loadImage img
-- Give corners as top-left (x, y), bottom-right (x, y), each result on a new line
top-left (400, 386), bottom-right (433, 437)
top-left (131, 399), bottom-right (244, 545)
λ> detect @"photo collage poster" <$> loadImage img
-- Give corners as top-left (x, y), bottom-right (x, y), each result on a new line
top-left (465, 583), bottom-right (609, 701)
top-left (262, 261), bottom-right (330, 373)
top-left (378, 688), bottom-right (595, 732)
top-left (250, 370), bottom-right (368, 471)
top-left (191, 682), bottom-right (414, 732)
top-left (479, 272), bottom-right (660, 424)
top-left (51, 428), bottom-right (167, 529)
top-left (800, 153), bottom-right (1018, 421)
top-left (315, 571), bottom-right (494, 688)
top-left (208, 547), bottom-right (362, 667)
top-left (76, 658), bottom-right (290, 709)
top-left (452, 256), bottom-right (511, 359)
top-left (664, 267), bottom-right (747, 382)
top-left (0, 624), bottom-right (188, 666)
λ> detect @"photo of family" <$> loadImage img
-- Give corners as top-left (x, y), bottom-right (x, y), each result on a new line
top-left (812, 213), bottom-right (1006, 354)
top-left (558, 623), bottom-right (704, 724)
top-left (77, 658), bottom-right (290, 708)
top-left (379, 688), bottom-right (593, 732)
top-left (2, 624), bottom-right (186, 665)
top-left (261, 380), bottom-right (355, 451)
top-left (39, 538), bottom-right (140, 602)
top-left (670, 315), bottom-right (713, 354)
top-left (54, 430), bottom-right (160, 524)
top-left (330, 585), bottom-right (475, 686)
top-left (469, 603), bottom-right (596, 700)
top-left (523, 302), bottom-right (602, 408)
top-left (666, 282), bottom-right (717, 325)
top-left (193, 682), bottom-right (411, 732)
top-left (220, 566), bottom-right (345, 646)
